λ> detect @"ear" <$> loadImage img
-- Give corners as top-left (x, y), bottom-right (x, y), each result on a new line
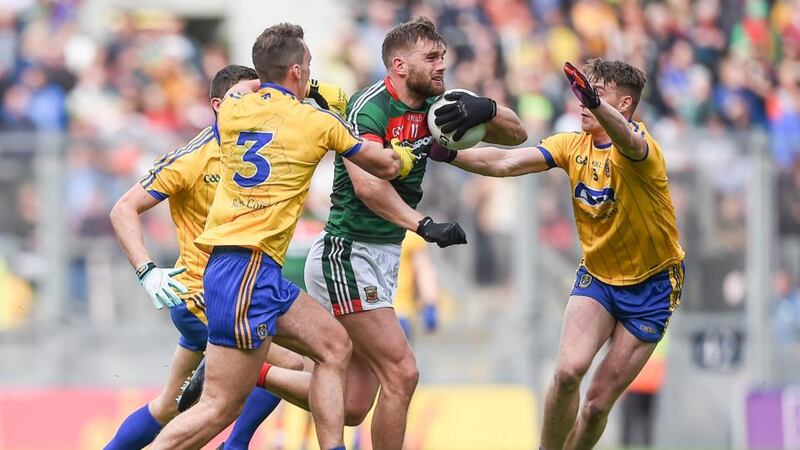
top-left (392, 56), bottom-right (407, 77)
top-left (210, 98), bottom-right (222, 113)
top-left (291, 64), bottom-right (301, 81)
top-left (617, 94), bottom-right (634, 117)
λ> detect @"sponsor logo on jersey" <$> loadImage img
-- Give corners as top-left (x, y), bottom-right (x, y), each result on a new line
top-left (386, 114), bottom-right (431, 143)
top-left (364, 286), bottom-right (379, 303)
top-left (574, 182), bottom-right (616, 207)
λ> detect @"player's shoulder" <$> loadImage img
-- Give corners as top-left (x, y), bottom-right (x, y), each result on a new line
top-left (347, 80), bottom-right (389, 113)
top-left (540, 131), bottom-right (587, 149)
top-left (171, 126), bottom-right (216, 157)
top-left (301, 101), bottom-right (351, 128)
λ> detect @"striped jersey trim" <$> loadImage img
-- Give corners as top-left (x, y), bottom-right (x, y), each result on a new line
top-left (234, 251), bottom-right (260, 349)
top-left (321, 234), bottom-right (361, 315)
top-left (139, 127), bottom-right (214, 189)
top-left (347, 80), bottom-right (386, 135)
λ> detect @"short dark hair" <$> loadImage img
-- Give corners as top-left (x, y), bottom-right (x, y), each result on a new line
top-left (209, 65), bottom-right (259, 100)
top-left (252, 23), bottom-right (305, 83)
top-left (584, 58), bottom-right (647, 112)
top-left (381, 16), bottom-right (445, 69)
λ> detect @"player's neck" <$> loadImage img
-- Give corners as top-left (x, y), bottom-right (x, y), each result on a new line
top-left (387, 75), bottom-right (426, 109)
top-left (589, 129), bottom-right (612, 148)
top-left (268, 78), bottom-right (302, 99)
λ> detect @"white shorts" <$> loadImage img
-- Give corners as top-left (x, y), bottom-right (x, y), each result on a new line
top-left (304, 231), bottom-right (400, 316)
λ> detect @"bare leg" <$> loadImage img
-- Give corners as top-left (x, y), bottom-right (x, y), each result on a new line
top-left (266, 343), bottom-right (305, 371)
top-left (564, 323), bottom-right (657, 450)
top-left (339, 308), bottom-right (419, 450)
top-left (274, 292), bottom-right (352, 449)
top-left (150, 341), bottom-right (271, 449)
top-left (540, 296), bottom-right (615, 450)
top-left (148, 346), bottom-right (204, 424)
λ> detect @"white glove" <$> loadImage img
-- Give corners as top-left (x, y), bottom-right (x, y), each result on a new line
top-left (136, 262), bottom-right (188, 310)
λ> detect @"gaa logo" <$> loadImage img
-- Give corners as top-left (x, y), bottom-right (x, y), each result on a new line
top-left (257, 323), bottom-right (268, 340)
top-left (578, 273), bottom-right (592, 288)
top-left (203, 174), bottom-right (220, 184)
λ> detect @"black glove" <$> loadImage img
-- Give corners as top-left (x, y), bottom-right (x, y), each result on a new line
top-left (564, 62), bottom-right (601, 109)
top-left (433, 91), bottom-right (497, 141)
top-left (416, 216), bottom-right (467, 248)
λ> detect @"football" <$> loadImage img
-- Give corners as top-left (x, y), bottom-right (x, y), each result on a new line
top-left (427, 89), bottom-right (487, 151)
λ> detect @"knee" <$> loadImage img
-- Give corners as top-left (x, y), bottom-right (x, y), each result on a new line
top-left (581, 395), bottom-right (614, 423)
top-left (203, 398), bottom-right (243, 428)
top-left (381, 353), bottom-right (419, 399)
top-left (317, 326), bottom-right (352, 368)
top-left (149, 396), bottom-right (179, 425)
top-left (552, 365), bottom-right (587, 392)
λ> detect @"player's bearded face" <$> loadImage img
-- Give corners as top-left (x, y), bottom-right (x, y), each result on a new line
top-left (406, 41), bottom-right (446, 98)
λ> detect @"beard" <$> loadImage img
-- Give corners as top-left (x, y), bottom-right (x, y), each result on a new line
top-left (406, 65), bottom-right (444, 98)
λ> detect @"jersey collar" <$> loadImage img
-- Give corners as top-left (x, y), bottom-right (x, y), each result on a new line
top-left (260, 82), bottom-right (297, 98)
top-left (384, 76), bottom-right (400, 101)
top-left (383, 76), bottom-right (431, 112)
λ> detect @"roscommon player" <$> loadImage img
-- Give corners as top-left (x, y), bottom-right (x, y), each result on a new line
top-left (149, 23), bottom-right (416, 450)
top-left (430, 58), bottom-right (685, 450)
top-left (106, 65), bottom-right (302, 450)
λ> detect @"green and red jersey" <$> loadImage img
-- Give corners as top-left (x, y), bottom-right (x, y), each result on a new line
top-left (325, 77), bottom-right (437, 243)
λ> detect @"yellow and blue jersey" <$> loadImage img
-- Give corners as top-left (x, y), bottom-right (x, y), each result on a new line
top-left (139, 125), bottom-right (221, 324)
top-left (196, 83), bottom-right (362, 266)
top-left (537, 121), bottom-right (684, 286)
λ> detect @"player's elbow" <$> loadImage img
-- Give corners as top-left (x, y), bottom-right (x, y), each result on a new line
top-left (378, 157), bottom-right (401, 180)
top-left (109, 196), bottom-right (138, 226)
top-left (352, 177), bottom-right (383, 201)
top-left (366, 158), bottom-right (400, 180)
top-left (109, 199), bottom-right (126, 225)
top-left (511, 126), bottom-right (528, 145)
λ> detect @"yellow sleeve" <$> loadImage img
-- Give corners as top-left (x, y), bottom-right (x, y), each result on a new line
top-left (610, 121), bottom-right (666, 178)
top-left (311, 108), bottom-right (363, 157)
top-left (536, 132), bottom-right (578, 170)
top-left (138, 129), bottom-right (212, 201)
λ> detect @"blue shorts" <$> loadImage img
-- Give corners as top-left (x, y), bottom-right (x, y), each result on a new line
top-left (204, 246), bottom-right (301, 350)
top-left (169, 293), bottom-right (208, 353)
top-left (570, 263), bottom-right (685, 342)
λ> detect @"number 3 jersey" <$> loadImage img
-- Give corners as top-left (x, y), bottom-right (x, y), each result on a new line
top-left (196, 83), bottom-right (363, 265)
top-left (537, 121), bottom-right (685, 286)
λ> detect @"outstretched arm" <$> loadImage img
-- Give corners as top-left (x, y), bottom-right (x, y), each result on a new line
top-left (484, 104), bottom-right (528, 146)
top-left (564, 62), bottom-right (646, 160)
top-left (434, 144), bottom-right (552, 177)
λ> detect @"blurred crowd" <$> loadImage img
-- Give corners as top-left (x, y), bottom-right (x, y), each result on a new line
top-left (0, 0), bottom-right (798, 334)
